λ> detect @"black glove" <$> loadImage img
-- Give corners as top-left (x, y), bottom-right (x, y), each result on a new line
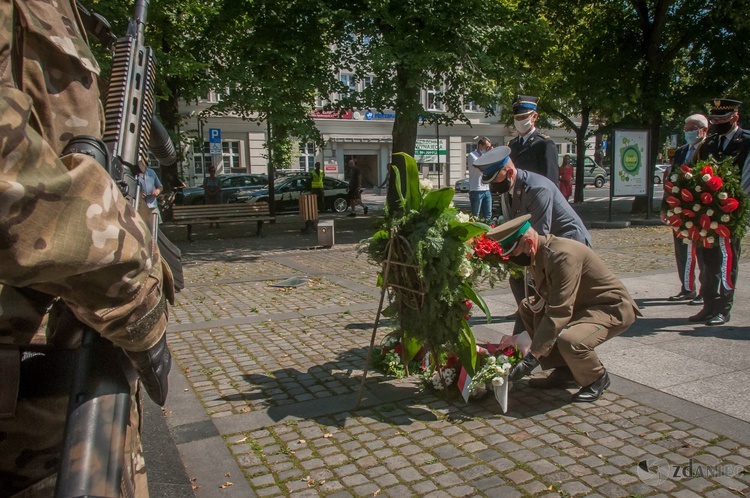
top-left (509, 353), bottom-right (539, 381)
top-left (124, 334), bottom-right (171, 405)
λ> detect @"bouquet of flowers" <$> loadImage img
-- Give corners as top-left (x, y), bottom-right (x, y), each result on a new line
top-left (664, 157), bottom-right (749, 248)
top-left (664, 156), bottom-right (749, 290)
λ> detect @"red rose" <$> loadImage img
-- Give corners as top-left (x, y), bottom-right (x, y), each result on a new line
top-left (680, 189), bottom-right (694, 202)
top-left (702, 238), bottom-right (712, 248)
top-left (688, 226), bottom-right (701, 240)
top-left (668, 215), bottom-right (682, 228)
top-left (664, 181), bottom-right (674, 191)
top-left (394, 344), bottom-right (403, 355)
top-left (715, 224), bottom-right (731, 238)
top-left (720, 198), bottom-right (739, 213)
top-left (502, 346), bottom-right (516, 357)
top-left (699, 214), bottom-right (712, 230)
top-left (706, 176), bottom-right (723, 191)
top-left (666, 196), bottom-right (681, 208)
top-left (701, 166), bottom-right (714, 176)
top-left (680, 164), bottom-right (691, 173)
top-left (683, 210), bottom-right (695, 218)
top-left (700, 192), bottom-right (713, 205)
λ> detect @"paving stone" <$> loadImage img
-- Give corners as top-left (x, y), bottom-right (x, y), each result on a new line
top-left (482, 485), bottom-right (521, 497)
top-left (560, 480), bottom-right (592, 496)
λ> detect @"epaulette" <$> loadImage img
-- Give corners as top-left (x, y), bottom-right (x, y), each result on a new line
top-left (538, 132), bottom-right (551, 140)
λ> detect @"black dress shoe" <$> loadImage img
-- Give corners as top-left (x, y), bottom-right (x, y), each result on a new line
top-left (572, 371), bottom-right (610, 403)
top-left (668, 291), bottom-right (696, 301)
top-left (705, 313), bottom-right (730, 326)
top-left (688, 308), bottom-right (713, 323)
top-left (528, 367), bottom-right (578, 389)
top-left (688, 296), bottom-right (704, 306)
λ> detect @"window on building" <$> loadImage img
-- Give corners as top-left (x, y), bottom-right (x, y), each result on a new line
top-left (222, 141), bottom-right (243, 172)
top-left (299, 143), bottom-right (315, 171)
top-left (566, 143), bottom-right (577, 154)
top-left (426, 89), bottom-right (442, 110)
top-left (193, 141), bottom-right (210, 175)
top-left (463, 101), bottom-right (479, 112)
top-left (362, 76), bottom-right (373, 90)
top-left (340, 73), bottom-right (356, 95)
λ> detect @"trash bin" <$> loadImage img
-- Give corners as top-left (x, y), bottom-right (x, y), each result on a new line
top-left (299, 193), bottom-right (318, 232)
top-left (318, 219), bottom-right (334, 247)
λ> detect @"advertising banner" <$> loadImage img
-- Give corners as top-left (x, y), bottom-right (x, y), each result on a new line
top-left (414, 138), bottom-right (447, 163)
top-left (612, 130), bottom-right (650, 196)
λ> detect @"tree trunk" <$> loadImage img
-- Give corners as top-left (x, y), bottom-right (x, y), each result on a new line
top-left (573, 108), bottom-right (590, 204)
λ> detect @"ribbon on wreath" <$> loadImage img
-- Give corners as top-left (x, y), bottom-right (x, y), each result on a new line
top-left (683, 240), bottom-right (697, 293)
top-left (719, 236), bottom-right (735, 291)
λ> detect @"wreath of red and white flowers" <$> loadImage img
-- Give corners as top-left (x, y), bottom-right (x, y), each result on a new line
top-left (663, 156), bottom-right (749, 290)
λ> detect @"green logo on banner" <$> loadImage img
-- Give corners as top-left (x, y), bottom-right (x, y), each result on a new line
top-left (620, 146), bottom-right (641, 174)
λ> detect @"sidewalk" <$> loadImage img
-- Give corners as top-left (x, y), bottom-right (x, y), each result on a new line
top-left (149, 196), bottom-right (750, 497)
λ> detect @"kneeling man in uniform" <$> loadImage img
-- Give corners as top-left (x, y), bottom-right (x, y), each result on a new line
top-left (489, 215), bottom-right (641, 402)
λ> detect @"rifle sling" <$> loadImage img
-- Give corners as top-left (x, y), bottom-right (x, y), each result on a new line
top-left (75, 0), bottom-right (117, 46)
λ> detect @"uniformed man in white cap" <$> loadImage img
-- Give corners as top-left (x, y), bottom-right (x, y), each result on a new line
top-left (693, 98), bottom-right (750, 326)
top-left (507, 95), bottom-right (559, 185)
top-left (474, 145), bottom-right (591, 343)
top-left (486, 215), bottom-right (640, 402)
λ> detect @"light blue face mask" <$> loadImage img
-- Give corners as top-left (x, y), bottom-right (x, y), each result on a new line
top-left (684, 130), bottom-right (700, 144)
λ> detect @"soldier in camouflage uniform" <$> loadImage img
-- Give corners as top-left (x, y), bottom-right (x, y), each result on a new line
top-left (0, 0), bottom-right (171, 496)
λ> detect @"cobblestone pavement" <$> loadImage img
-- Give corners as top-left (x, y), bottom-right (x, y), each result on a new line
top-left (159, 208), bottom-right (750, 497)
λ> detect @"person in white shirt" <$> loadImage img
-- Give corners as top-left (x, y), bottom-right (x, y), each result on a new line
top-left (466, 137), bottom-right (493, 220)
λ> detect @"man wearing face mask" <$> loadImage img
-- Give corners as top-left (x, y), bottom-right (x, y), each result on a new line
top-left (660, 114), bottom-right (708, 305)
top-left (694, 99), bottom-right (750, 326)
top-left (474, 146), bottom-right (590, 358)
top-left (506, 95), bottom-right (559, 185)
top-left (466, 137), bottom-right (494, 220)
top-left (486, 215), bottom-right (640, 402)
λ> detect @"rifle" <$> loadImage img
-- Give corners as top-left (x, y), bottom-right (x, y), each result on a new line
top-left (54, 1), bottom-right (182, 496)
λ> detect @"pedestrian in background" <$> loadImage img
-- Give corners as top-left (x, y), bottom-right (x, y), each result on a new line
top-left (346, 159), bottom-right (368, 217)
top-left (138, 166), bottom-right (163, 223)
top-left (558, 155), bottom-right (574, 201)
top-left (661, 114), bottom-right (708, 305)
top-left (311, 161), bottom-right (325, 212)
top-left (507, 95), bottom-right (559, 185)
top-left (467, 136), bottom-right (493, 220)
top-left (203, 165), bottom-right (222, 227)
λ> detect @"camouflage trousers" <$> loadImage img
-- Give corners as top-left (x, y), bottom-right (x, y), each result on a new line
top-left (0, 383), bottom-right (148, 497)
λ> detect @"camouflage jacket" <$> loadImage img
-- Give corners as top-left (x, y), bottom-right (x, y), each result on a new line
top-left (0, 0), bottom-right (166, 352)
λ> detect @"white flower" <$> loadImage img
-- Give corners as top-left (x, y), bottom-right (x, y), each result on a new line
top-left (458, 260), bottom-right (473, 278)
top-left (685, 221), bottom-right (693, 228)
top-left (721, 215), bottom-right (730, 222)
top-left (680, 230), bottom-right (689, 237)
top-left (672, 186), bottom-right (680, 194)
top-left (707, 236), bottom-right (715, 244)
top-left (667, 210), bottom-right (674, 217)
top-left (707, 209), bottom-right (714, 216)
top-left (696, 185), bottom-right (702, 192)
top-left (495, 365), bottom-right (505, 375)
top-left (703, 174), bottom-right (712, 182)
top-left (419, 179), bottom-right (434, 191)
top-left (682, 238), bottom-right (690, 244)
top-left (693, 204), bottom-right (701, 212)
top-left (486, 356), bottom-right (496, 365)
top-left (456, 212), bottom-right (470, 223)
top-left (710, 221), bottom-right (718, 229)
top-left (674, 207), bottom-right (683, 214)
top-left (700, 230), bottom-right (707, 237)
top-left (671, 174), bottom-right (678, 182)
top-left (492, 376), bottom-right (505, 387)
top-left (719, 192), bottom-right (728, 200)
top-left (502, 362), bottom-right (512, 374)
top-left (685, 172), bottom-right (693, 180)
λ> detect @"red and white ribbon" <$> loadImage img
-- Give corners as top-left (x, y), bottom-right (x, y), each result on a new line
top-left (683, 240), bottom-right (697, 292)
top-left (719, 236), bottom-right (734, 291)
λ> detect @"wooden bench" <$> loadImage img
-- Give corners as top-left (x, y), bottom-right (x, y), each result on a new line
top-left (170, 202), bottom-right (274, 241)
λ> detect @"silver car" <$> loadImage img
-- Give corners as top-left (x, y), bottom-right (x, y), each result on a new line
top-left (454, 178), bottom-right (470, 192)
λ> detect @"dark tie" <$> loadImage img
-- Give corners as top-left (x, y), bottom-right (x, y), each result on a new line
top-left (719, 135), bottom-right (726, 151)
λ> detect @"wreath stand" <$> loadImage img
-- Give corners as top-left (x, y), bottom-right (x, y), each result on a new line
top-left (353, 234), bottom-right (425, 409)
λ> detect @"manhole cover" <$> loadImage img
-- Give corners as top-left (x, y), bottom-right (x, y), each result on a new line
top-left (268, 276), bottom-right (311, 288)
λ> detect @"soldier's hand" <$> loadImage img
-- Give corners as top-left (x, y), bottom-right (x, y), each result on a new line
top-left (124, 333), bottom-right (171, 405)
top-left (509, 353), bottom-right (539, 381)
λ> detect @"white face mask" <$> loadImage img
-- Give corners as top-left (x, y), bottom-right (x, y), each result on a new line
top-left (514, 116), bottom-right (533, 135)
top-left (684, 130), bottom-right (700, 144)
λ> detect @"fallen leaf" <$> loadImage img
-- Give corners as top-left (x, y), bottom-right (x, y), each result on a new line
top-left (639, 433), bottom-right (647, 437)
top-left (323, 433), bottom-right (333, 438)
top-left (236, 436), bottom-right (248, 443)
top-left (373, 489), bottom-right (381, 496)
top-left (241, 407), bottom-right (251, 413)
top-left (183, 388), bottom-right (189, 392)
top-left (219, 482), bottom-right (233, 488)
top-left (225, 472), bottom-right (231, 477)
top-left (185, 368), bottom-right (191, 373)
top-left (190, 477), bottom-right (198, 482)
top-left (298, 439), bottom-right (306, 444)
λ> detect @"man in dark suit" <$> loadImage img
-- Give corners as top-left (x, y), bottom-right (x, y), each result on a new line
top-left (660, 114), bottom-right (708, 304)
top-left (695, 98), bottom-right (750, 325)
top-left (507, 95), bottom-right (559, 185)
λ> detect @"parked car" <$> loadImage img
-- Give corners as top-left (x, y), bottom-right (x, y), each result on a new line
top-left (654, 164), bottom-right (669, 184)
top-left (454, 178), bottom-right (470, 192)
top-left (569, 157), bottom-right (608, 188)
top-left (178, 174), bottom-right (268, 205)
top-left (230, 173), bottom-right (351, 213)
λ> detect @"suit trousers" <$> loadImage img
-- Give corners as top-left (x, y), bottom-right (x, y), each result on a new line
top-left (698, 237), bottom-right (741, 315)
top-left (672, 234), bottom-right (705, 295)
top-left (520, 305), bottom-right (637, 387)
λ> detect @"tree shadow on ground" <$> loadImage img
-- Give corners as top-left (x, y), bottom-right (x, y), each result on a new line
top-left (620, 314), bottom-right (750, 340)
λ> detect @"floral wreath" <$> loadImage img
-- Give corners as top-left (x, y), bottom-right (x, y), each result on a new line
top-left (664, 156), bottom-right (749, 289)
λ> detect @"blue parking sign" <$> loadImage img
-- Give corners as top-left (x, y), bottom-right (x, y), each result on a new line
top-left (209, 128), bottom-right (222, 154)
